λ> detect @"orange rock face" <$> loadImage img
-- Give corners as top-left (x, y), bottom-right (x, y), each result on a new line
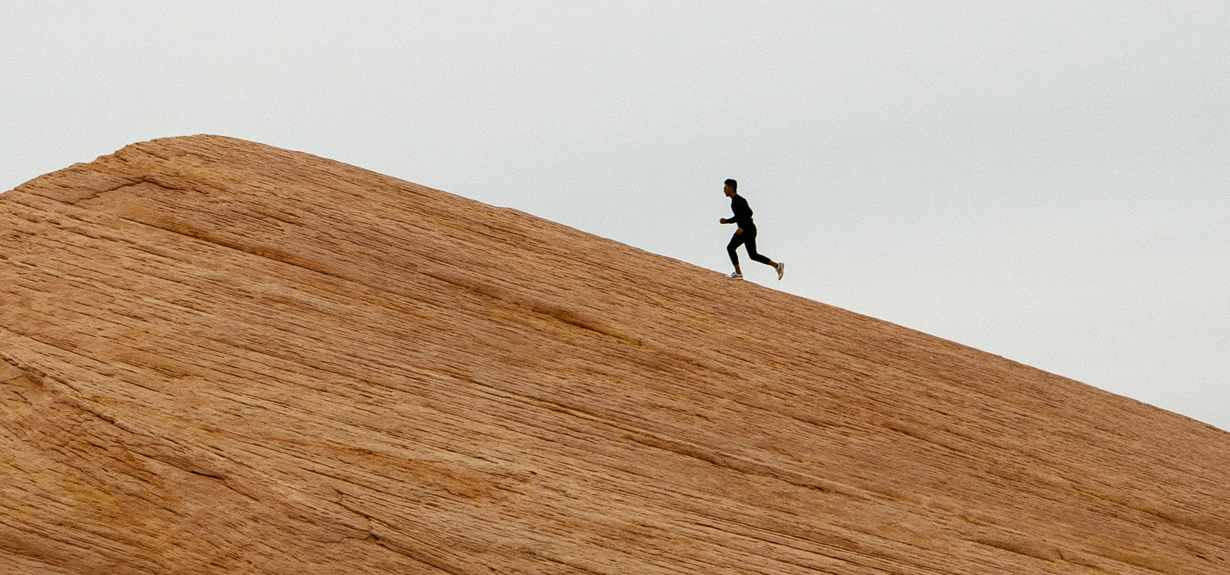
top-left (1, 135), bottom-right (1228, 574)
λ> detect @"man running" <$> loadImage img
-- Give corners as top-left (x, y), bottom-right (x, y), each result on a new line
top-left (720, 178), bottom-right (784, 280)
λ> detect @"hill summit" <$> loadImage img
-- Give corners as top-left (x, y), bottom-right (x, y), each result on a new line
top-left (2, 135), bottom-right (1228, 574)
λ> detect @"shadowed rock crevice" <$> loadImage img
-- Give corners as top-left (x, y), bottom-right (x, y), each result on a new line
top-left (2, 135), bottom-right (1228, 574)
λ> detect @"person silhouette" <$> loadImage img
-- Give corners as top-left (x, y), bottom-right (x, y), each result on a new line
top-left (719, 179), bottom-right (784, 280)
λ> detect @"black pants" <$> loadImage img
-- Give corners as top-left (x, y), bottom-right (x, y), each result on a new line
top-left (727, 226), bottom-right (773, 267)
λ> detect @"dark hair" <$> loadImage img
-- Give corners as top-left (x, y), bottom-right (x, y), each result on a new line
top-left (724, 178), bottom-right (737, 192)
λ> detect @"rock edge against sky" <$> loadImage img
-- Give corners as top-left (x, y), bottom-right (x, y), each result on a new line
top-left (1, 135), bottom-right (1228, 573)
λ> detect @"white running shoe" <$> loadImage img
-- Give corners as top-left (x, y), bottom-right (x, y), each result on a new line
top-left (730, 271), bottom-right (743, 279)
top-left (776, 262), bottom-right (785, 280)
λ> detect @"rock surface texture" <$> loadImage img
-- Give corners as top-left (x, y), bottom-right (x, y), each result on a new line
top-left (2, 135), bottom-right (1229, 574)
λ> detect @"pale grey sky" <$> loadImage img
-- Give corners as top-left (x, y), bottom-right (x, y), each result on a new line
top-left (3, 2), bottom-right (1228, 430)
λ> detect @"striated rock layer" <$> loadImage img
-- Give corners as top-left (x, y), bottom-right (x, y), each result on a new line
top-left (1, 135), bottom-right (1228, 574)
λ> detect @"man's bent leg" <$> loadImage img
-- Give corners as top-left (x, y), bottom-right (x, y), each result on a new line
top-left (727, 234), bottom-right (744, 267)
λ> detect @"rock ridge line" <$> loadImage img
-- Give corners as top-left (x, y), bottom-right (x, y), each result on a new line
top-left (2, 135), bottom-right (1228, 574)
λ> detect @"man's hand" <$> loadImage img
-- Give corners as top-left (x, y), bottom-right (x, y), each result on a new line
top-left (735, 227), bottom-right (743, 235)
top-left (720, 218), bottom-right (728, 224)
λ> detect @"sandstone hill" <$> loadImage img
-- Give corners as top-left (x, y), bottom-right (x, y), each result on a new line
top-left (2, 135), bottom-right (1228, 574)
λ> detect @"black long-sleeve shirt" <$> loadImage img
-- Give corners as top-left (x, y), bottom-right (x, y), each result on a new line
top-left (728, 194), bottom-right (755, 228)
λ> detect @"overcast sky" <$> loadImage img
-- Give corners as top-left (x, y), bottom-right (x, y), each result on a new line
top-left (3, 2), bottom-right (1228, 431)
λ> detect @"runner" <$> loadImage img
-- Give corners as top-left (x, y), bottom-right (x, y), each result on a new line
top-left (719, 179), bottom-right (784, 280)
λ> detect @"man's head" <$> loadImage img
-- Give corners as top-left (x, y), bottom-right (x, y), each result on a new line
top-left (723, 178), bottom-right (737, 197)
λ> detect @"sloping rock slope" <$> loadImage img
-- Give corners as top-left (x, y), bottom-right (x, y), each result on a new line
top-left (2, 135), bottom-right (1228, 574)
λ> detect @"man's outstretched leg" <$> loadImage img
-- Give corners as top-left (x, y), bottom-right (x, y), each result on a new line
top-left (744, 234), bottom-right (785, 280)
